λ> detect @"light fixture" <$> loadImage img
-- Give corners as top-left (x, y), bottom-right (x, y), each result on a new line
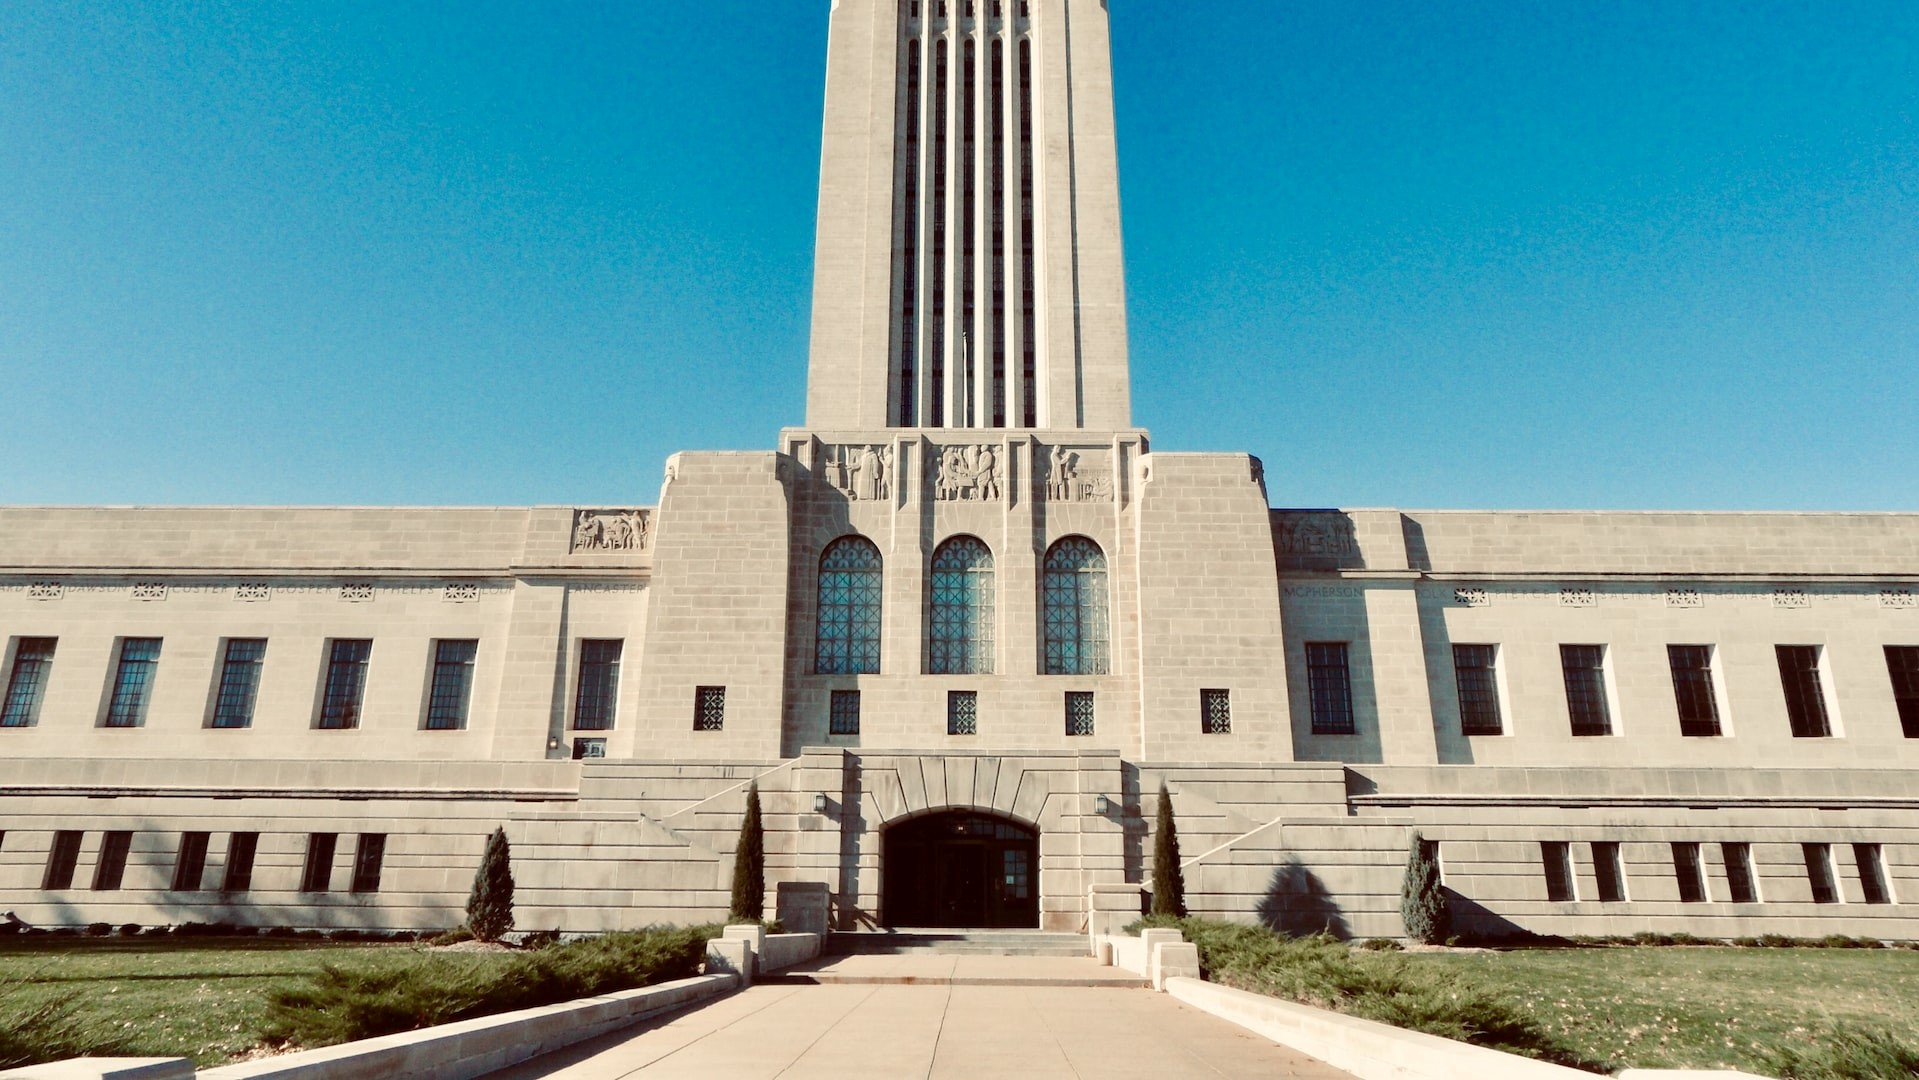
top-left (813, 793), bottom-right (829, 813)
top-left (546, 736), bottom-right (561, 751)
top-left (1093, 794), bottom-right (1110, 815)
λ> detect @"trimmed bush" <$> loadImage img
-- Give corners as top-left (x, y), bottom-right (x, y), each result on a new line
top-left (729, 784), bottom-right (766, 922)
top-left (467, 826), bottom-right (515, 943)
top-left (1399, 835), bottom-right (1449, 945)
top-left (1150, 782), bottom-right (1188, 918)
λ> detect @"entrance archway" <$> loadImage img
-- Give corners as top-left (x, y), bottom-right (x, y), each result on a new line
top-left (882, 810), bottom-right (1039, 928)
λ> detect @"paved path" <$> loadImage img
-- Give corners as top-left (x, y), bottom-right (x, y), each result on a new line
top-left (770, 951), bottom-right (1151, 986)
top-left (488, 957), bottom-right (1352, 1079)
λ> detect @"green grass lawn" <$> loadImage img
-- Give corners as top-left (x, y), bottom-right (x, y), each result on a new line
top-left (0, 937), bottom-right (513, 1067)
top-left (1409, 946), bottom-right (1919, 1076)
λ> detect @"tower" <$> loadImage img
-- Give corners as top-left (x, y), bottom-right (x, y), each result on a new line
top-left (805, 0), bottom-right (1131, 431)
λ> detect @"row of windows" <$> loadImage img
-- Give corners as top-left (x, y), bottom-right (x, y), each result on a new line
top-left (32, 829), bottom-right (384, 894)
top-left (1296, 640), bottom-right (1919, 739)
top-left (1535, 840), bottom-right (1895, 906)
top-left (814, 534), bottom-right (1112, 677)
top-left (818, 688), bottom-right (1239, 738)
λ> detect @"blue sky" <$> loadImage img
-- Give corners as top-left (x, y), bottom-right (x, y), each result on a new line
top-left (2, 1), bottom-right (1914, 510)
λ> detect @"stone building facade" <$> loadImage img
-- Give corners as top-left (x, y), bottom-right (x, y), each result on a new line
top-left (2, 0), bottom-right (1916, 941)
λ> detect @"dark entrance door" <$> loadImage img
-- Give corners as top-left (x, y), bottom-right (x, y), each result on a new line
top-left (882, 810), bottom-right (1039, 928)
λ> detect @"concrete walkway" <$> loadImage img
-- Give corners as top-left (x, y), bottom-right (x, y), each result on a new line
top-left (487, 957), bottom-right (1353, 1079)
top-left (769, 950), bottom-right (1151, 986)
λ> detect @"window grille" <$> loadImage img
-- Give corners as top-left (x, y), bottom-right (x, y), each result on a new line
top-left (948, 690), bottom-right (978, 735)
top-left (1722, 842), bottom-right (1758, 903)
top-left (694, 686), bottom-right (726, 732)
top-left (301, 833), bottom-right (336, 892)
top-left (318, 639), bottom-right (371, 729)
top-left (1673, 842), bottom-right (1706, 903)
top-left (572, 737), bottom-right (607, 760)
top-left (1042, 537), bottom-right (1109, 675)
top-left (1064, 691), bottom-right (1095, 736)
top-left (1592, 841), bottom-right (1627, 902)
top-left (211, 638), bottom-right (266, 729)
top-left (1541, 841), bottom-right (1575, 902)
top-left (816, 537), bottom-right (884, 675)
top-left (1888, 646), bottom-right (1919, 738)
top-left (929, 536), bottom-right (995, 673)
top-left (1200, 689), bottom-right (1231, 734)
top-left (1775, 645), bottom-right (1832, 737)
top-left (1306, 642), bottom-right (1354, 734)
top-left (351, 834), bottom-right (386, 894)
top-left (830, 690), bottom-right (861, 735)
top-left (172, 831), bottom-right (209, 892)
top-left (1559, 644), bottom-right (1612, 736)
top-left (1667, 645), bottom-right (1722, 736)
top-left (1452, 644), bottom-right (1502, 736)
top-left (0, 637), bottom-right (56, 727)
top-left (425, 640), bottom-right (478, 730)
top-left (93, 831), bottom-right (132, 891)
top-left (1804, 843), bottom-right (1838, 904)
top-left (573, 639), bottom-right (623, 730)
top-left (223, 832), bottom-right (258, 893)
top-left (103, 638), bottom-right (162, 728)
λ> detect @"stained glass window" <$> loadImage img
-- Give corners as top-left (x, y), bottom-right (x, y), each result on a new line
top-left (1042, 537), bottom-right (1108, 675)
top-left (929, 536), bottom-right (994, 674)
top-left (817, 537), bottom-right (884, 674)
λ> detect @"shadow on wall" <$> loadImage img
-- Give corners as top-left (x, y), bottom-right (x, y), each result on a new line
top-left (1254, 858), bottom-right (1351, 939)
top-left (1445, 889), bottom-right (1536, 943)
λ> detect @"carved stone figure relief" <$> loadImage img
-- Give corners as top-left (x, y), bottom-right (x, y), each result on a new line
top-left (1274, 515), bottom-right (1358, 558)
top-left (822, 444), bottom-right (894, 500)
top-left (933, 444), bottom-right (1002, 502)
top-left (1041, 446), bottom-right (1113, 502)
top-left (572, 509), bottom-right (651, 552)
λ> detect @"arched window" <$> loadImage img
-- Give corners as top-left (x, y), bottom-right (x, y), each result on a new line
top-left (817, 536), bottom-right (883, 674)
top-left (929, 536), bottom-right (995, 674)
top-left (1042, 536), bottom-right (1109, 675)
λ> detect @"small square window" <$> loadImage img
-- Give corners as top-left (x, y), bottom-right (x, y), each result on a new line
top-left (1673, 842), bottom-right (1706, 903)
top-left (1064, 691), bottom-right (1095, 737)
top-left (301, 833), bottom-right (337, 893)
top-left (351, 834), bottom-right (386, 894)
top-left (1805, 842), bottom-right (1839, 904)
top-left (948, 690), bottom-right (978, 735)
top-left (1723, 842), bottom-right (1759, 903)
top-left (1305, 643), bottom-right (1355, 735)
top-left (694, 686), bottom-right (726, 731)
top-left (1200, 689), bottom-right (1231, 734)
top-left (1592, 841), bottom-right (1627, 902)
top-left (1452, 644), bottom-right (1502, 736)
top-left (572, 737), bottom-right (607, 760)
top-left (93, 831), bottom-right (133, 891)
top-left (1541, 841), bottom-right (1575, 902)
top-left (830, 690), bottom-right (861, 735)
top-left (222, 832), bottom-right (258, 894)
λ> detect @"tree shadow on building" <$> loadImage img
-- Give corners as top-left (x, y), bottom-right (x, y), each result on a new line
top-left (1254, 858), bottom-right (1350, 939)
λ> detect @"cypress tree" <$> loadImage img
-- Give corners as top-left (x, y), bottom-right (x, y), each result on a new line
top-left (467, 826), bottom-right (515, 942)
top-left (729, 783), bottom-right (766, 923)
top-left (1400, 833), bottom-right (1450, 944)
top-left (1150, 782), bottom-right (1188, 918)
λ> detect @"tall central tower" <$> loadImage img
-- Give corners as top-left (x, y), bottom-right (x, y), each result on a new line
top-left (804, 0), bottom-right (1131, 431)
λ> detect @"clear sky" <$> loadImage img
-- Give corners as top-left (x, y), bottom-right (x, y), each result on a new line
top-left (2, 1), bottom-right (1914, 510)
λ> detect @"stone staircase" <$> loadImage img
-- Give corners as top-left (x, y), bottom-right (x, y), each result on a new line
top-left (825, 929), bottom-right (1089, 957)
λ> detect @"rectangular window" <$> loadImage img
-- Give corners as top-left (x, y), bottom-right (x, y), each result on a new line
top-left (425, 639), bottom-right (479, 730)
top-left (172, 831), bottom-right (210, 891)
top-left (103, 638), bottom-right (162, 728)
top-left (210, 638), bottom-right (266, 728)
top-left (43, 830), bottom-right (83, 890)
top-left (1, 637), bottom-right (57, 727)
top-left (1888, 646), bottom-right (1919, 739)
top-left (1673, 842), bottom-right (1707, 903)
top-left (1560, 644), bottom-right (1613, 736)
top-left (351, 834), bottom-right (386, 894)
top-left (1064, 691), bottom-right (1095, 736)
top-left (1593, 841), bottom-right (1627, 902)
top-left (1723, 842), bottom-right (1759, 903)
top-left (1804, 843), bottom-right (1838, 904)
top-left (1305, 642), bottom-right (1355, 735)
top-left (222, 832), bottom-right (258, 893)
top-left (829, 690), bottom-right (861, 735)
top-left (1200, 689), bottom-right (1231, 734)
top-left (1452, 644), bottom-right (1502, 736)
top-left (1856, 843), bottom-right (1892, 905)
top-left (948, 690), bottom-right (978, 735)
top-left (693, 686), bottom-right (725, 731)
top-left (1776, 645), bottom-right (1833, 738)
top-left (573, 640), bottom-right (622, 730)
top-left (301, 833), bottom-right (336, 892)
top-left (93, 830), bottom-right (132, 891)
top-left (318, 639), bottom-right (372, 729)
top-left (1541, 841), bottom-right (1576, 902)
top-left (572, 737), bottom-right (606, 759)
top-left (1668, 645), bottom-right (1723, 736)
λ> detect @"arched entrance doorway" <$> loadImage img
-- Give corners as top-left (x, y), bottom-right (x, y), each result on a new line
top-left (882, 810), bottom-right (1039, 928)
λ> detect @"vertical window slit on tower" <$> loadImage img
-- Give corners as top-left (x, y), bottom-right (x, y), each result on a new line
top-left (897, 38), bottom-right (921, 427)
top-left (990, 37), bottom-right (1006, 427)
top-left (962, 38), bottom-right (977, 427)
top-left (931, 38), bottom-right (949, 427)
top-left (1018, 37), bottom-right (1036, 426)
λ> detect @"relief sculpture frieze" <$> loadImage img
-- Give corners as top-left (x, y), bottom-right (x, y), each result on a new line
top-left (932, 444), bottom-right (1003, 502)
top-left (821, 444), bottom-right (894, 500)
top-left (571, 508), bottom-right (651, 553)
top-left (1274, 512), bottom-right (1363, 570)
top-left (1042, 446), bottom-right (1113, 502)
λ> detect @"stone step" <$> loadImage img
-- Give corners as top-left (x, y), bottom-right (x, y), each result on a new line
top-left (826, 930), bottom-right (1089, 957)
